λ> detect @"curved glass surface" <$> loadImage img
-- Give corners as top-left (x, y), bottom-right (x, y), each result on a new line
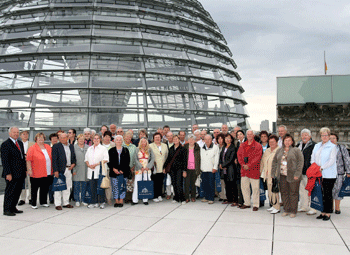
top-left (0, 0), bottom-right (248, 137)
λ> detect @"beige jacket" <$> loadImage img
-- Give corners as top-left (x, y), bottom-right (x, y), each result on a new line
top-left (260, 147), bottom-right (278, 181)
top-left (149, 142), bottom-right (168, 174)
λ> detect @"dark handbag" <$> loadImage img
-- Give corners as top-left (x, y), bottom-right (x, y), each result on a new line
top-left (310, 178), bottom-right (324, 212)
top-left (138, 173), bottom-right (154, 199)
top-left (215, 171), bottom-right (222, 193)
top-left (84, 182), bottom-right (92, 204)
top-left (272, 177), bottom-right (279, 193)
top-left (260, 179), bottom-right (266, 201)
top-left (164, 147), bottom-right (182, 173)
top-left (97, 164), bottom-right (105, 196)
top-left (52, 174), bottom-right (67, 192)
top-left (338, 176), bottom-right (350, 198)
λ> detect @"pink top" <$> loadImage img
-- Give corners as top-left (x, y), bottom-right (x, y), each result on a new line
top-left (187, 148), bottom-right (195, 170)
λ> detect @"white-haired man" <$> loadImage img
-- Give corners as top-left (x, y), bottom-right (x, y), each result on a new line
top-left (84, 128), bottom-right (92, 146)
top-left (278, 125), bottom-right (287, 148)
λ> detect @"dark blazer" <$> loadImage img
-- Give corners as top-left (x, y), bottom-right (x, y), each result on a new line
top-left (52, 143), bottom-right (76, 174)
top-left (183, 143), bottom-right (201, 176)
top-left (164, 145), bottom-right (186, 174)
top-left (219, 144), bottom-right (237, 181)
top-left (108, 147), bottom-right (131, 178)
top-left (1, 138), bottom-right (26, 179)
top-left (296, 140), bottom-right (316, 175)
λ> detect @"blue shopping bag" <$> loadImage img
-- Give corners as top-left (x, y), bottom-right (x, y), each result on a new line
top-left (84, 182), bottom-right (92, 204)
top-left (260, 179), bottom-right (266, 201)
top-left (338, 177), bottom-right (350, 198)
top-left (215, 171), bottom-right (222, 193)
top-left (310, 178), bottom-right (323, 212)
top-left (117, 174), bottom-right (126, 194)
top-left (51, 174), bottom-right (67, 192)
top-left (138, 173), bottom-right (154, 200)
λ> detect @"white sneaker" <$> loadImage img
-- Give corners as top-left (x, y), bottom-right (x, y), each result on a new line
top-left (153, 198), bottom-right (160, 203)
top-left (31, 205), bottom-right (38, 209)
top-left (82, 202), bottom-right (88, 206)
top-left (100, 203), bottom-right (105, 209)
top-left (75, 202), bottom-right (80, 207)
top-left (41, 204), bottom-right (49, 207)
top-left (93, 203), bottom-right (99, 208)
top-left (306, 209), bottom-right (316, 215)
top-left (172, 200), bottom-right (178, 203)
top-left (158, 196), bottom-right (163, 202)
top-left (270, 208), bottom-right (280, 214)
top-left (267, 207), bottom-right (274, 212)
top-left (181, 201), bottom-right (186, 205)
top-left (87, 204), bottom-right (94, 209)
top-left (298, 207), bottom-right (307, 212)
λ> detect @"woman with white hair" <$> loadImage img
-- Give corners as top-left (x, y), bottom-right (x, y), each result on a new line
top-left (108, 135), bottom-right (130, 207)
top-left (311, 127), bottom-right (337, 221)
top-left (83, 128), bottom-right (92, 146)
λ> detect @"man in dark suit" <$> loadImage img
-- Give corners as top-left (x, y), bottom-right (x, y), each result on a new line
top-left (52, 133), bottom-right (76, 210)
top-left (1, 127), bottom-right (27, 216)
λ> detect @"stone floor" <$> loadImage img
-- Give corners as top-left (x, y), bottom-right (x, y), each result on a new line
top-left (1, 194), bottom-right (350, 255)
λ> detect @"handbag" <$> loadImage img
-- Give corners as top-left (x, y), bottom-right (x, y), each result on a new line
top-left (338, 176), bottom-right (350, 198)
top-left (310, 178), bottom-right (324, 212)
top-left (100, 175), bottom-right (111, 189)
top-left (272, 177), bottom-right (279, 193)
top-left (215, 171), bottom-right (222, 193)
top-left (52, 174), bottom-right (67, 192)
top-left (259, 178), bottom-right (266, 201)
top-left (138, 172), bottom-right (154, 199)
top-left (195, 175), bottom-right (202, 187)
top-left (164, 147), bottom-right (182, 173)
top-left (84, 182), bottom-right (92, 204)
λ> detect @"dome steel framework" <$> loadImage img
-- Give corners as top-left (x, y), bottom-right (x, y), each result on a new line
top-left (0, 0), bottom-right (249, 135)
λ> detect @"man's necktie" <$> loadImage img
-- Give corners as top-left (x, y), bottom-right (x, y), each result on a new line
top-left (15, 141), bottom-right (21, 151)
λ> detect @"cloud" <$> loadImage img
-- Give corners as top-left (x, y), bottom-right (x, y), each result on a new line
top-left (200, 0), bottom-right (350, 130)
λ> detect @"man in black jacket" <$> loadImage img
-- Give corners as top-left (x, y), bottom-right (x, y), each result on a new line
top-left (1, 127), bottom-right (27, 216)
top-left (52, 133), bottom-right (76, 210)
top-left (296, 129), bottom-right (316, 214)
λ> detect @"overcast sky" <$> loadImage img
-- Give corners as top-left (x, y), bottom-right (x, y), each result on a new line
top-left (200, 0), bottom-right (350, 130)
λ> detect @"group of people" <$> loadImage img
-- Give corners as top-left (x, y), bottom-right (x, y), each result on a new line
top-left (1, 124), bottom-right (349, 222)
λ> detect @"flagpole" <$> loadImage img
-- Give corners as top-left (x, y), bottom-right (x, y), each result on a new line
top-left (324, 51), bottom-right (327, 75)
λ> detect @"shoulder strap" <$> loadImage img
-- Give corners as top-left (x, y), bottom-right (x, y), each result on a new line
top-left (165, 147), bottom-right (182, 173)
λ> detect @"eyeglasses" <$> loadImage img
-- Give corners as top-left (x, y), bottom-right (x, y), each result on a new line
top-left (321, 135), bottom-right (329, 137)
top-left (67, 132), bottom-right (72, 134)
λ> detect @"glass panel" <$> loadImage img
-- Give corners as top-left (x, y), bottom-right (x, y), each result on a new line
top-left (91, 56), bottom-right (143, 71)
top-left (35, 90), bottom-right (88, 107)
top-left (34, 108), bottom-right (88, 127)
top-left (0, 40), bottom-right (41, 55)
top-left (0, 73), bottom-right (34, 89)
top-left (42, 38), bottom-right (90, 53)
top-left (332, 75), bottom-right (350, 103)
top-left (0, 94), bottom-right (31, 108)
top-left (0, 108), bottom-right (31, 128)
top-left (89, 109), bottom-right (123, 126)
top-left (145, 74), bottom-right (188, 90)
top-left (193, 83), bottom-right (223, 96)
top-left (143, 47), bottom-right (188, 59)
top-left (36, 71), bottom-right (89, 88)
top-left (90, 72), bottom-right (143, 89)
top-left (144, 59), bottom-right (188, 75)
top-left (277, 76), bottom-right (332, 104)
top-left (146, 93), bottom-right (189, 110)
top-left (44, 24), bottom-right (92, 37)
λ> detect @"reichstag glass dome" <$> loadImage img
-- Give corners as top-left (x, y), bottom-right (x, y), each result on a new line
top-left (0, 0), bottom-right (248, 136)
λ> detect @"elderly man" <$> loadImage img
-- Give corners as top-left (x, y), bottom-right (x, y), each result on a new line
top-left (195, 130), bottom-right (204, 148)
top-left (18, 130), bottom-right (35, 206)
top-left (52, 133), bottom-right (76, 210)
top-left (296, 128), bottom-right (316, 214)
top-left (192, 124), bottom-right (199, 134)
top-left (278, 125), bottom-right (287, 148)
top-left (109, 124), bottom-right (117, 138)
top-left (221, 124), bottom-right (229, 135)
top-left (90, 129), bottom-right (96, 141)
top-left (179, 131), bottom-right (187, 145)
top-left (117, 127), bottom-right (124, 136)
top-left (1, 127), bottom-right (27, 216)
top-left (200, 135), bottom-right (219, 204)
top-left (165, 131), bottom-right (174, 149)
top-left (212, 129), bottom-right (220, 144)
top-left (232, 126), bottom-right (242, 148)
top-left (163, 125), bottom-right (170, 142)
top-left (83, 128), bottom-right (92, 146)
top-left (237, 130), bottom-right (263, 211)
top-left (200, 130), bottom-right (207, 140)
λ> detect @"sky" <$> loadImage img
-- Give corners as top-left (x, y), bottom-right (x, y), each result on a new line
top-left (200, 0), bottom-right (350, 131)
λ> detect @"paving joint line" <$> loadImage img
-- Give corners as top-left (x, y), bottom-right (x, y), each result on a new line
top-left (114, 202), bottom-right (182, 253)
top-left (271, 214), bottom-right (275, 255)
top-left (191, 204), bottom-right (228, 255)
top-left (330, 218), bottom-right (350, 252)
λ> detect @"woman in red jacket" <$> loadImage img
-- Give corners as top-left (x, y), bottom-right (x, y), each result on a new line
top-left (26, 132), bottom-right (53, 209)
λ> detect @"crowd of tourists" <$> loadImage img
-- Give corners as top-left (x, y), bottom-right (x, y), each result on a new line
top-left (1, 124), bottom-right (349, 221)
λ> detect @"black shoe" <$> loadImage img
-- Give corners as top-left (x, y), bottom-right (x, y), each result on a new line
top-left (335, 210), bottom-right (341, 214)
top-left (114, 203), bottom-right (119, 207)
top-left (18, 200), bottom-right (25, 206)
top-left (14, 209), bottom-right (23, 214)
top-left (144, 202), bottom-right (149, 205)
top-left (218, 199), bottom-right (223, 201)
top-left (131, 202), bottom-right (138, 205)
top-left (316, 214), bottom-right (325, 220)
top-left (119, 204), bottom-right (124, 208)
top-left (323, 215), bottom-right (331, 221)
top-left (4, 211), bottom-right (16, 216)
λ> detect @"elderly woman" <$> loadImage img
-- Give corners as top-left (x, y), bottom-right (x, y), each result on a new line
top-left (83, 128), bottom-right (92, 146)
top-left (271, 134), bottom-right (303, 218)
top-left (101, 130), bottom-right (115, 205)
top-left (216, 133), bottom-right (227, 202)
top-left (330, 133), bottom-right (350, 214)
top-left (184, 134), bottom-right (201, 202)
top-left (26, 133), bottom-right (52, 209)
top-left (123, 131), bottom-right (137, 203)
top-left (296, 129), bottom-right (316, 215)
top-left (72, 134), bottom-right (89, 207)
top-left (164, 135), bottom-right (186, 204)
top-left (219, 134), bottom-right (237, 205)
top-left (260, 135), bottom-right (280, 214)
top-left (134, 129), bottom-right (150, 147)
top-left (311, 127), bottom-right (337, 220)
top-left (108, 135), bottom-right (130, 207)
top-left (149, 132), bottom-right (168, 203)
top-left (133, 138), bottom-right (155, 205)
top-left (85, 134), bottom-right (109, 209)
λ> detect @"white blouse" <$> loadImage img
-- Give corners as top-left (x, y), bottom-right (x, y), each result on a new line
top-left (84, 144), bottom-right (109, 179)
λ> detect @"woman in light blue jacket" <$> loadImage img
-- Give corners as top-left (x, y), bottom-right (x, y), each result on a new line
top-left (311, 127), bottom-right (337, 221)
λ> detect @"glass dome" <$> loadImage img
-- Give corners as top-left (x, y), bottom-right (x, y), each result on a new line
top-left (0, 0), bottom-right (249, 137)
